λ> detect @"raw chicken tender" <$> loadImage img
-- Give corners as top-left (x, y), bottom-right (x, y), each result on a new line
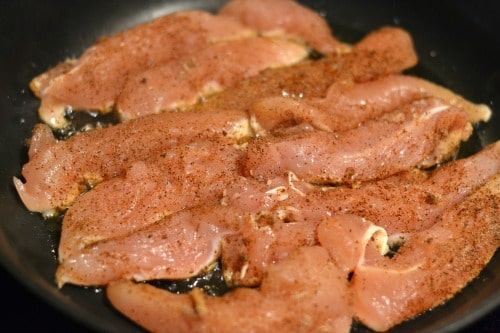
top-left (14, 1), bottom-right (499, 333)
top-left (30, 10), bottom-right (255, 129)
top-left (352, 175), bottom-right (500, 331)
top-left (245, 97), bottom-right (472, 183)
top-left (58, 140), bottom-right (244, 262)
top-left (107, 246), bottom-right (353, 333)
top-left (14, 108), bottom-right (250, 215)
top-left (219, 0), bottom-right (345, 54)
top-left (117, 36), bottom-right (308, 120)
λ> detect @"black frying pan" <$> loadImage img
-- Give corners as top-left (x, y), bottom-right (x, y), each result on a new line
top-left (0, 1), bottom-right (498, 332)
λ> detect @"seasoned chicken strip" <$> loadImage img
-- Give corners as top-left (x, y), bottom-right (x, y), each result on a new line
top-left (30, 10), bottom-right (255, 129)
top-left (116, 36), bottom-right (308, 120)
top-left (106, 246), bottom-right (352, 333)
top-left (58, 141), bottom-right (244, 261)
top-left (276, 141), bottom-right (500, 234)
top-left (222, 142), bottom-right (499, 286)
top-left (201, 26), bottom-right (418, 115)
top-left (13, 108), bottom-right (250, 215)
top-left (58, 141), bottom-right (498, 288)
top-left (351, 175), bottom-right (500, 331)
top-left (14, 26), bottom-right (417, 216)
top-left (244, 97), bottom-right (473, 183)
top-left (218, 0), bottom-right (346, 54)
top-left (55, 205), bottom-right (251, 287)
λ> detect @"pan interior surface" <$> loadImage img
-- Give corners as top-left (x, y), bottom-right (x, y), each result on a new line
top-left (0, 1), bottom-right (498, 332)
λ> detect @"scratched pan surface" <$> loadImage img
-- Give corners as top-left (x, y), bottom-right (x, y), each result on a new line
top-left (0, 0), bottom-right (498, 332)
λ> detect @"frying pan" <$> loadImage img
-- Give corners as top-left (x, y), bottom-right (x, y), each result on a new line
top-left (0, 0), bottom-right (498, 332)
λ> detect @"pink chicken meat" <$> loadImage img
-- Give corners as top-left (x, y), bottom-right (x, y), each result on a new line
top-left (351, 175), bottom-right (500, 331)
top-left (55, 141), bottom-right (499, 288)
top-left (30, 10), bottom-right (255, 129)
top-left (106, 246), bottom-right (353, 333)
top-left (14, 0), bottom-right (499, 332)
top-left (13, 108), bottom-right (250, 216)
top-left (14, 25), bottom-right (419, 216)
top-left (57, 140), bottom-right (244, 262)
top-left (245, 97), bottom-right (473, 183)
top-left (56, 205), bottom-right (251, 287)
top-left (116, 36), bottom-right (308, 120)
top-left (218, 0), bottom-right (345, 54)
top-left (221, 141), bottom-right (500, 286)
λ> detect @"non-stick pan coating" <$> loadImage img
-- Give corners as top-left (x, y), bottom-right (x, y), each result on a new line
top-left (0, 1), bottom-right (498, 332)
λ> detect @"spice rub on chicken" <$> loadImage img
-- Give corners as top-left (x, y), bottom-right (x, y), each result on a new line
top-left (107, 246), bottom-right (353, 333)
top-left (14, 0), bottom-right (498, 332)
top-left (30, 0), bottom-right (347, 130)
top-left (116, 36), bottom-right (309, 121)
top-left (15, 23), bottom-right (487, 217)
top-left (30, 10), bottom-right (255, 129)
top-left (244, 97), bottom-right (473, 184)
top-left (13, 108), bottom-right (251, 216)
